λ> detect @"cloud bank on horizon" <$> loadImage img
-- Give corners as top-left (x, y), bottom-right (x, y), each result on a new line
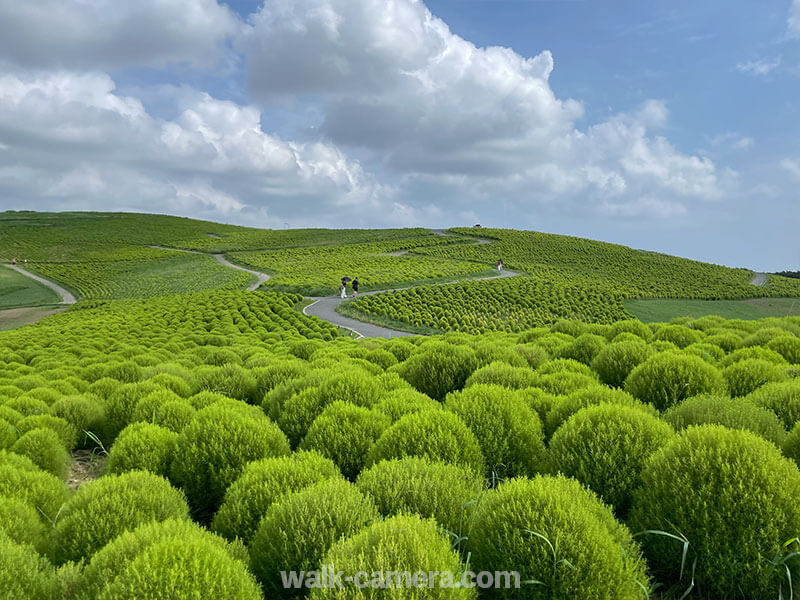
top-left (0, 0), bottom-right (797, 270)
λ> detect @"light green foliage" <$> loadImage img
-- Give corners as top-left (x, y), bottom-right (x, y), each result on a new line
top-left (0, 455), bottom-right (70, 524)
top-left (368, 411), bottom-right (485, 474)
top-left (373, 388), bottom-right (441, 422)
top-left (356, 457), bottom-right (485, 535)
top-left (300, 402), bottom-right (391, 480)
top-left (624, 351), bottom-right (727, 410)
top-left (393, 341), bottom-right (478, 401)
top-left (469, 476), bottom-right (649, 600)
top-left (556, 333), bottom-right (607, 365)
top-left (11, 428), bottom-right (71, 478)
top-left (746, 380), bottom-right (800, 429)
top-left (212, 451), bottom-right (341, 544)
top-left (630, 426), bottom-right (800, 598)
top-left (663, 394), bottom-right (788, 446)
top-left (75, 519), bottom-right (257, 600)
top-left (721, 346), bottom-right (788, 367)
top-left (3, 395), bottom-right (49, 416)
top-left (311, 515), bottom-right (476, 600)
top-left (53, 470), bottom-right (189, 564)
top-left (193, 364), bottom-right (258, 403)
top-left (464, 361), bottom-right (539, 389)
top-left (591, 341), bottom-right (653, 387)
top-left (549, 405), bottom-right (674, 515)
top-left (105, 423), bottom-right (179, 477)
top-left (722, 358), bottom-right (789, 397)
top-left (784, 422), bottom-right (800, 466)
top-left (544, 385), bottom-right (655, 438)
top-left (249, 479), bottom-right (379, 596)
top-left (0, 419), bottom-right (16, 449)
top-left (683, 342), bottom-right (726, 363)
top-left (49, 395), bottom-right (106, 448)
top-left (445, 384), bottom-right (546, 478)
top-left (16, 414), bottom-right (77, 448)
top-left (767, 335), bottom-right (800, 364)
top-left (0, 534), bottom-right (60, 600)
top-left (652, 324), bottom-right (704, 348)
top-left (169, 404), bottom-right (291, 515)
top-left (0, 495), bottom-right (49, 553)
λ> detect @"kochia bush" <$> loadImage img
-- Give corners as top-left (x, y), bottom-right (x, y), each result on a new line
top-left (299, 402), bottom-right (391, 480)
top-left (356, 457), bottom-right (485, 535)
top-left (722, 358), bottom-right (789, 397)
top-left (624, 351), bottom-right (726, 410)
top-left (784, 422), bottom-right (800, 467)
top-left (464, 361), bottom-right (539, 390)
top-left (0, 455), bottom-right (69, 524)
top-left (630, 426), bottom-right (800, 598)
top-left (249, 479), bottom-right (379, 596)
top-left (53, 470), bottom-right (189, 564)
top-left (445, 384), bottom-right (546, 478)
top-left (0, 495), bottom-right (49, 553)
top-left (469, 476), bottom-right (649, 600)
top-left (311, 515), bottom-right (476, 600)
top-left (591, 341), bottom-right (653, 388)
top-left (368, 411), bottom-right (485, 475)
top-left (373, 388), bottom-right (441, 423)
top-left (105, 422), bottom-right (179, 477)
top-left (393, 341), bottom-right (478, 401)
top-left (745, 380), bottom-right (800, 429)
top-left (548, 404), bottom-right (674, 515)
top-left (544, 385), bottom-right (653, 438)
top-left (49, 395), bottom-right (106, 448)
top-left (170, 404), bottom-right (291, 515)
top-left (0, 534), bottom-right (60, 600)
top-left (10, 428), bottom-right (70, 478)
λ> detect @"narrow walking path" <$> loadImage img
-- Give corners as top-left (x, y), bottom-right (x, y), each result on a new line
top-left (149, 245), bottom-right (270, 291)
top-left (304, 268), bottom-right (520, 339)
top-left (750, 272), bottom-right (767, 287)
top-left (2, 264), bottom-right (77, 304)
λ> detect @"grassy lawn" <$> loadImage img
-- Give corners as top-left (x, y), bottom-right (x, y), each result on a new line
top-left (0, 306), bottom-right (67, 330)
top-left (625, 297), bottom-right (800, 323)
top-left (0, 265), bottom-right (61, 308)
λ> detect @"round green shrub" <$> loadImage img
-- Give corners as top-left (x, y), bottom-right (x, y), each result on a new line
top-left (551, 319), bottom-right (587, 337)
top-left (537, 358), bottom-right (595, 377)
top-left (394, 341), bottom-right (478, 401)
top-left (464, 361), bottom-right (538, 390)
top-left (76, 519), bottom-right (257, 600)
top-left (187, 390), bottom-right (234, 410)
top-left (653, 324), bottom-right (704, 348)
top-left (212, 451), bottom-right (341, 544)
top-left (53, 470), bottom-right (189, 564)
top-left (0, 534), bottom-right (60, 600)
top-left (683, 342), bottom-right (726, 363)
top-left (608, 319), bottom-right (653, 341)
top-left (515, 343), bottom-right (550, 369)
top-left (630, 425), bottom-right (800, 598)
top-left (516, 387), bottom-right (559, 424)
top-left (663, 394), bottom-right (788, 446)
top-left (105, 423), bottom-right (179, 477)
top-left (0, 495), bottom-right (49, 552)
top-left (11, 428), bottom-right (70, 478)
top-left (591, 340), bottom-right (653, 388)
top-left (104, 382), bottom-right (163, 441)
top-left (746, 380), bottom-right (800, 429)
top-left (722, 358), bottom-right (789, 397)
top-left (311, 514), bottom-right (475, 600)
top-left (278, 371), bottom-right (384, 448)
top-left (16, 414), bottom-right (77, 448)
top-left (624, 351), bottom-right (726, 410)
top-left (784, 422), bottom-right (800, 467)
top-left (741, 326), bottom-right (791, 348)
top-left (49, 395), bottom-right (106, 448)
top-left (767, 335), bottom-right (800, 364)
top-left (703, 332), bottom-right (742, 353)
top-left (193, 364), bottom-right (258, 403)
top-left (261, 370), bottom-right (331, 421)
top-left (373, 388), bottom-right (440, 422)
top-left (23, 387), bottom-right (62, 405)
top-left (0, 458), bottom-right (70, 524)
top-left (104, 361), bottom-right (143, 383)
top-left (549, 405), bottom-right (674, 515)
top-left (544, 385), bottom-right (653, 438)
top-left (536, 371), bottom-right (598, 396)
top-left (0, 405), bottom-right (22, 425)
top-left (368, 411), bottom-right (484, 474)
top-left (249, 479), bottom-right (379, 596)
top-left (3, 395), bottom-right (49, 416)
top-left (143, 372), bottom-right (192, 397)
top-left (445, 384), bottom-right (546, 478)
top-left (150, 400), bottom-right (195, 432)
top-left (300, 402), bottom-right (391, 480)
top-left (356, 457), bottom-right (484, 534)
top-left (365, 348), bottom-right (399, 370)
top-left (721, 346), bottom-right (788, 367)
top-left (131, 389), bottom-right (183, 424)
top-left (556, 333), bottom-right (607, 365)
top-left (254, 361), bottom-right (312, 398)
top-left (469, 476), bottom-right (648, 600)
top-left (169, 404), bottom-right (290, 515)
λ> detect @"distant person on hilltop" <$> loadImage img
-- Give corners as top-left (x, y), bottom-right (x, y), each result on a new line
top-left (497, 258), bottom-right (503, 272)
top-left (11, 258), bottom-right (16, 265)
top-left (352, 277), bottom-right (359, 297)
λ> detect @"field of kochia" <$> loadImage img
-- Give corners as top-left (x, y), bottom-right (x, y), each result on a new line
top-left (1, 285), bottom-right (800, 599)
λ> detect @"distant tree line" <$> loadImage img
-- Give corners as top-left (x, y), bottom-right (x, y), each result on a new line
top-left (774, 271), bottom-right (800, 279)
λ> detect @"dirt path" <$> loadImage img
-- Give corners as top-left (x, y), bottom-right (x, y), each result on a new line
top-left (3, 264), bottom-right (76, 304)
top-left (750, 272), bottom-right (768, 287)
top-left (149, 245), bottom-right (269, 291)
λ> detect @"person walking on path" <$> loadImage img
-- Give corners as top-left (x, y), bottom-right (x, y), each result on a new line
top-left (340, 281), bottom-right (347, 299)
top-left (352, 277), bottom-right (359, 297)
top-left (497, 258), bottom-right (503, 272)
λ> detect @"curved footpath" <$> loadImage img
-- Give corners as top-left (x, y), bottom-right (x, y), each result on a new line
top-left (149, 245), bottom-right (269, 291)
top-left (750, 272), bottom-right (767, 287)
top-left (2, 263), bottom-right (77, 304)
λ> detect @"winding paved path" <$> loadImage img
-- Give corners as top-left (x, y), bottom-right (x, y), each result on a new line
top-left (750, 272), bottom-right (768, 287)
top-left (149, 245), bottom-right (269, 291)
top-left (2, 264), bottom-right (76, 304)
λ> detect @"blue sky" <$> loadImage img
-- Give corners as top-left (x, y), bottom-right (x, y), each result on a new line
top-left (0, 0), bottom-right (798, 270)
